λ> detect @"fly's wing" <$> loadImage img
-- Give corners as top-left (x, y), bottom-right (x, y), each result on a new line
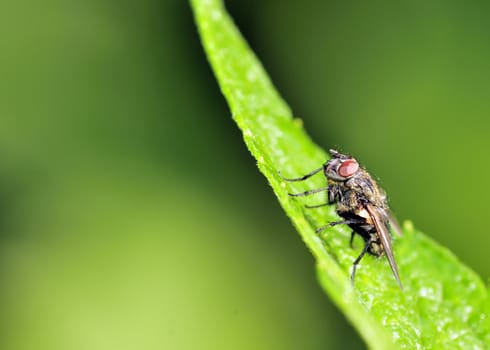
top-left (366, 204), bottom-right (403, 289)
top-left (388, 210), bottom-right (403, 237)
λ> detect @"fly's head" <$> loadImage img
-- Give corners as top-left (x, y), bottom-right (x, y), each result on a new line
top-left (324, 149), bottom-right (360, 183)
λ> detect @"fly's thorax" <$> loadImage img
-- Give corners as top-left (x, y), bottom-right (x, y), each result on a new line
top-left (345, 170), bottom-right (388, 209)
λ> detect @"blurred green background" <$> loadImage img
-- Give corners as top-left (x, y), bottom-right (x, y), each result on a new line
top-left (1, 0), bottom-right (489, 349)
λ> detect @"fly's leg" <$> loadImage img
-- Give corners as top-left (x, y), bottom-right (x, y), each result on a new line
top-left (350, 231), bottom-right (356, 248)
top-left (288, 186), bottom-right (329, 197)
top-left (279, 166), bottom-right (323, 182)
top-left (280, 167), bottom-right (328, 197)
top-left (351, 236), bottom-right (375, 285)
top-left (315, 219), bottom-right (364, 234)
top-left (305, 185), bottom-right (337, 208)
top-left (305, 202), bottom-right (329, 209)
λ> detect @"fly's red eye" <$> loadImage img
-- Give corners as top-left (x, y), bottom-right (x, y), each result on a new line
top-left (338, 160), bottom-right (359, 177)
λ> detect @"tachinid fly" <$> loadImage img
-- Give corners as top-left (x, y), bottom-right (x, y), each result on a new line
top-left (281, 149), bottom-right (402, 289)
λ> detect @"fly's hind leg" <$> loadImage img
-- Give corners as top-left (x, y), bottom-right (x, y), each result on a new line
top-left (349, 231), bottom-right (356, 248)
top-left (351, 236), bottom-right (375, 285)
top-left (315, 218), bottom-right (365, 234)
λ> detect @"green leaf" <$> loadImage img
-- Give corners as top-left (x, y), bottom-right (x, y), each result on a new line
top-left (190, 1), bottom-right (490, 348)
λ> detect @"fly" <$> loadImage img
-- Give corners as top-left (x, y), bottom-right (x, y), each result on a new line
top-left (281, 149), bottom-right (403, 289)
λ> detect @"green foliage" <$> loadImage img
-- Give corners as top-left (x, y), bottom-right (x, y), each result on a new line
top-left (190, 0), bottom-right (490, 348)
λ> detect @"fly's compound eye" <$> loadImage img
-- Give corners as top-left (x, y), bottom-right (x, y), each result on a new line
top-left (338, 159), bottom-right (359, 178)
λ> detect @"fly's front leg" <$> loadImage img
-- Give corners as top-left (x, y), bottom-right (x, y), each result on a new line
top-left (279, 166), bottom-right (323, 182)
top-left (280, 166), bottom-right (328, 198)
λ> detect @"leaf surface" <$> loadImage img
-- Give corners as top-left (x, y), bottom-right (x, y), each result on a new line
top-left (190, 1), bottom-right (490, 348)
